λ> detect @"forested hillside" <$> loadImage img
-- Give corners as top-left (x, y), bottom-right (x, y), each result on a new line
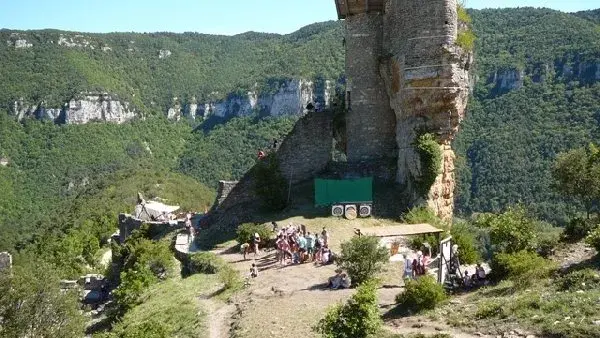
top-left (0, 21), bottom-right (344, 114)
top-left (454, 7), bottom-right (600, 223)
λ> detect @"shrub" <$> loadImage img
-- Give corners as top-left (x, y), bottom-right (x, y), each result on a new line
top-left (315, 279), bottom-right (382, 338)
top-left (457, 2), bottom-right (472, 24)
top-left (117, 321), bottom-right (169, 338)
top-left (337, 236), bottom-right (390, 285)
top-left (450, 222), bottom-right (481, 265)
top-left (456, 31), bottom-right (475, 51)
top-left (112, 266), bottom-right (157, 317)
top-left (491, 251), bottom-right (557, 288)
top-left (236, 223), bottom-right (271, 247)
top-left (585, 227), bottom-right (600, 252)
top-left (533, 221), bottom-right (562, 258)
top-left (218, 265), bottom-right (242, 291)
top-left (253, 154), bottom-right (287, 211)
top-left (475, 300), bottom-right (506, 319)
top-left (564, 217), bottom-right (599, 241)
top-left (188, 252), bottom-right (225, 274)
top-left (557, 268), bottom-right (600, 291)
top-left (476, 207), bottom-right (536, 254)
top-left (395, 275), bottom-right (446, 313)
top-left (414, 133), bottom-right (442, 197)
top-left (122, 238), bottom-right (174, 279)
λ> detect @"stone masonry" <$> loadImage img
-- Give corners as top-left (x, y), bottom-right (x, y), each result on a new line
top-left (345, 13), bottom-right (397, 161)
top-left (340, 0), bottom-right (472, 220)
top-left (207, 110), bottom-right (333, 226)
top-left (207, 0), bottom-right (471, 225)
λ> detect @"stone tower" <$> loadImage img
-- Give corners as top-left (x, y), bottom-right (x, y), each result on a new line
top-left (336, 0), bottom-right (472, 220)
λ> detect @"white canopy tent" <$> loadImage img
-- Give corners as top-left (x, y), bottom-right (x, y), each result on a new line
top-left (134, 200), bottom-right (180, 222)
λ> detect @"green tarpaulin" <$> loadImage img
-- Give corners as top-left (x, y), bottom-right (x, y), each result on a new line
top-left (314, 177), bottom-right (373, 206)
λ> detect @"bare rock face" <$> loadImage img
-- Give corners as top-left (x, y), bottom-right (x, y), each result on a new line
top-left (170, 79), bottom-right (338, 120)
top-left (64, 93), bottom-right (135, 124)
top-left (343, 0), bottom-right (472, 221)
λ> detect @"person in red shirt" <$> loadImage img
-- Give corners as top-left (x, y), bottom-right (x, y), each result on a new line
top-left (257, 149), bottom-right (266, 160)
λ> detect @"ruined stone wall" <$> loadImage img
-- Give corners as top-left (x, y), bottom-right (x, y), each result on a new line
top-left (206, 111), bottom-right (333, 227)
top-left (345, 13), bottom-right (397, 161)
top-left (117, 214), bottom-right (181, 243)
top-left (278, 111), bottom-right (333, 183)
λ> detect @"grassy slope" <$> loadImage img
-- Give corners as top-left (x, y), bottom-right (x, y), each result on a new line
top-left (108, 274), bottom-right (220, 338)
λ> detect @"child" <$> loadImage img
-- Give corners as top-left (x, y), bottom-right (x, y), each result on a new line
top-left (250, 263), bottom-right (258, 278)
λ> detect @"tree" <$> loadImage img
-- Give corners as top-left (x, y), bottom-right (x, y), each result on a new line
top-left (336, 236), bottom-right (389, 285)
top-left (0, 260), bottom-right (85, 338)
top-left (315, 279), bottom-right (382, 338)
top-left (475, 207), bottom-right (537, 254)
top-left (553, 144), bottom-right (600, 218)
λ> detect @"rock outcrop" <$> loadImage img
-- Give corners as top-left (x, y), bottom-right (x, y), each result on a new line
top-left (340, 0), bottom-right (472, 220)
top-left (170, 79), bottom-right (339, 120)
top-left (13, 93), bottom-right (136, 125)
top-left (64, 93), bottom-right (136, 124)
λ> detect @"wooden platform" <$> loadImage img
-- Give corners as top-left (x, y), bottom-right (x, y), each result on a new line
top-left (363, 223), bottom-right (444, 237)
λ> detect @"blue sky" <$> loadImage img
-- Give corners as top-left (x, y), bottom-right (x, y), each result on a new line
top-left (0, 0), bottom-right (597, 35)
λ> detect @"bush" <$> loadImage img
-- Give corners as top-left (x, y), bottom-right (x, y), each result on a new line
top-left (585, 227), bottom-right (600, 252)
top-left (116, 321), bottom-right (169, 338)
top-left (112, 266), bottom-right (157, 317)
top-left (337, 236), bottom-right (390, 285)
top-left (122, 238), bottom-right (174, 279)
top-left (395, 275), bottom-right (446, 313)
top-left (253, 154), bottom-right (287, 211)
top-left (218, 265), bottom-right (243, 291)
top-left (476, 207), bottom-right (536, 254)
top-left (475, 300), bottom-right (507, 319)
top-left (236, 223), bottom-right (271, 247)
top-left (315, 280), bottom-right (382, 338)
top-left (414, 133), bottom-right (442, 197)
top-left (491, 251), bottom-right (557, 288)
top-left (188, 252), bottom-right (225, 274)
top-left (450, 222), bottom-right (481, 265)
top-left (564, 218), bottom-right (599, 241)
top-left (456, 31), bottom-right (475, 51)
top-left (557, 268), bottom-right (600, 291)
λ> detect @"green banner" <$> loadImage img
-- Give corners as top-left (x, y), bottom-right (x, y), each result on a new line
top-left (314, 177), bottom-right (373, 206)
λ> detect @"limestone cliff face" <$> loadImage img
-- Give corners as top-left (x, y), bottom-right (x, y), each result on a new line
top-left (13, 93), bottom-right (136, 125)
top-left (168, 79), bottom-right (338, 120)
top-left (64, 93), bottom-right (135, 124)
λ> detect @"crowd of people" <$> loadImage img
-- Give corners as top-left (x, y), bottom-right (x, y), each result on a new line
top-left (273, 223), bottom-right (335, 266)
top-left (242, 222), bottom-right (350, 289)
top-left (402, 243), bottom-right (433, 280)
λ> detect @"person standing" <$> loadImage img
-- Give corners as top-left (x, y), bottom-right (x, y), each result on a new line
top-left (321, 227), bottom-right (330, 247)
top-left (185, 213), bottom-right (193, 244)
top-left (252, 233), bottom-right (261, 257)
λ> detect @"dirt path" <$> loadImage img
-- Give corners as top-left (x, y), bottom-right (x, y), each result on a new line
top-left (198, 295), bottom-right (236, 338)
top-left (385, 315), bottom-right (494, 338)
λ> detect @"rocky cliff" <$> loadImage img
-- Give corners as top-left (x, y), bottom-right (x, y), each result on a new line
top-left (167, 79), bottom-right (339, 120)
top-left (341, 0), bottom-right (472, 221)
top-left (382, 0), bottom-right (473, 221)
top-left (13, 93), bottom-right (136, 125)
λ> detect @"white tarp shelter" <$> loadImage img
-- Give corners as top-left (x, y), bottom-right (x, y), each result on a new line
top-left (134, 200), bottom-right (180, 221)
